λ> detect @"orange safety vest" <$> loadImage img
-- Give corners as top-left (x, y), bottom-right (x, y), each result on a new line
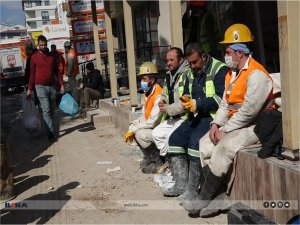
top-left (225, 58), bottom-right (275, 117)
top-left (143, 84), bottom-right (163, 120)
top-left (65, 49), bottom-right (79, 75)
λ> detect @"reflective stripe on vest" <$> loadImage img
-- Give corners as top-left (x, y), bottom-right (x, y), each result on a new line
top-left (205, 58), bottom-right (227, 119)
top-left (143, 84), bottom-right (163, 120)
top-left (225, 58), bottom-right (275, 117)
top-left (162, 66), bottom-right (193, 121)
top-left (65, 49), bottom-right (79, 75)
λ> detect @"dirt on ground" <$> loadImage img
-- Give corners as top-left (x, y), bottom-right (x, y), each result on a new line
top-left (0, 109), bottom-right (227, 224)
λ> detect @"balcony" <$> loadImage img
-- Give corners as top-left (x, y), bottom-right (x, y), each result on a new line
top-left (23, 5), bottom-right (56, 11)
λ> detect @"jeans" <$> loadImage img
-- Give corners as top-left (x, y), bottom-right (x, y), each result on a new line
top-left (35, 85), bottom-right (56, 134)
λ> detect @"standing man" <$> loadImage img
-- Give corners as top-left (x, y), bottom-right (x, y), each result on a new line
top-left (125, 62), bottom-right (163, 174)
top-left (64, 41), bottom-right (79, 103)
top-left (163, 43), bottom-right (228, 199)
top-left (152, 47), bottom-right (193, 162)
top-left (181, 24), bottom-right (275, 216)
top-left (27, 35), bottom-right (64, 142)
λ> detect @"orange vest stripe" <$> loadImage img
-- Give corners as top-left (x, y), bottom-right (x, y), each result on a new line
top-left (65, 49), bottom-right (79, 75)
top-left (143, 84), bottom-right (163, 120)
top-left (225, 58), bottom-right (275, 116)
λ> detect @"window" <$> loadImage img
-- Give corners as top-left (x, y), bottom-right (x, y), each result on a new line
top-left (36, 1), bottom-right (41, 6)
top-left (25, 1), bottom-right (32, 8)
top-left (45, 1), bottom-right (50, 6)
top-left (41, 11), bottom-right (49, 20)
top-left (43, 21), bottom-right (49, 25)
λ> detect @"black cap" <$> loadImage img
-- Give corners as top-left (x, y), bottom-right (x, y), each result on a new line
top-left (86, 62), bottom-right (94, 70)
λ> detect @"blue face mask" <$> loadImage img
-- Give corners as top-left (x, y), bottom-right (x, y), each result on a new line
top-left (140, 81), bottom-right (149, 92)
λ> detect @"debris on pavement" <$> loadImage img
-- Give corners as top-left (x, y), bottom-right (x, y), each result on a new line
top-left (107, 166), bottom-right (121, 173)
top-left (47, 186), bottom-right (54, 191)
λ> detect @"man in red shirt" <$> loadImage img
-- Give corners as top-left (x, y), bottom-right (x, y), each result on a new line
top-left (27, 35), bottom-right (64, 142)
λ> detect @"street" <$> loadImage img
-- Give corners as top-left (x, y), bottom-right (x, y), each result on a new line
top-left (0, 92), bottom-right (227, 224)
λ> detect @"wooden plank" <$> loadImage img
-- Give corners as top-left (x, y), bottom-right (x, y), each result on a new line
top-left (273, 164), bottom-right (288, 223)
top-left (250, 156), bottom-right (264, 212)
top-left (282, 169), bottom-right (300, 224)
top-left (262, 159), bottom-right (275, 220)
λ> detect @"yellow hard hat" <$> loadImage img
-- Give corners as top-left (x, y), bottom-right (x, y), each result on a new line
top-left (219, 24), bottom-right (253, 44)
top-left (138, 62), bottom-right (158, 76)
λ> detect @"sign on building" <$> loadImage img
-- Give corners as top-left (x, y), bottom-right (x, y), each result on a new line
top-left (42, 24), bottom-right (70, 39)
top-left (71, 16), bottom-right (105, 35)
top-left (74, 37), bottom-right (107, 55)
top-left (30, 31), bottom-right (43, 46)
top-left (69, 0), bottom-right (104, 15)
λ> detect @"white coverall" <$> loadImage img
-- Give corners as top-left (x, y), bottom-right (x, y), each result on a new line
top-left (199, 56), bottom-right (273, 177)
top-left (128, 86), bottom-right (162, 149)
top-left (152, 60), bottom-right (192, 156)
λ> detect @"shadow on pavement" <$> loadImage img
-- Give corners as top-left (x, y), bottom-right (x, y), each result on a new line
top-left (14, 175), bottom-right (50, 196)
top-left (58, 121), bottom-right (95, 138)
top-left (1, 181), bottom-right (79, 224)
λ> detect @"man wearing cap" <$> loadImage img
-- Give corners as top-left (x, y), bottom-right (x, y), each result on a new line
top-left (181, 24), bottom-right (275, 216)
top-left (124, 62), bottom-right (163, 174)
top-left (79, 62), bottom-right (104, 118)
top-left (64, 41), bottom-right (79, 103)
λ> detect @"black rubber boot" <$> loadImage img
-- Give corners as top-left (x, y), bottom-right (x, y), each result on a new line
top-left (178, 160), bottom-right (201, 202)
top-left (140, 148), bottom-right (153, 168)
top-left (142, 149), bottom-right (163, 174)
top-left (162, 154), bottom-right (188, 197)
top-left (182, 168), bottom-right (223, 215)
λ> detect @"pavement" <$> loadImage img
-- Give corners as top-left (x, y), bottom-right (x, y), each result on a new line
top-left (0, 99), bottom-right (227, 224)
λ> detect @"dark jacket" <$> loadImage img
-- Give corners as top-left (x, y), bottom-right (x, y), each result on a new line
top-left (84, 69), bottom-right (104, 96)
top-left (184, 55), bottom-right (229, 122)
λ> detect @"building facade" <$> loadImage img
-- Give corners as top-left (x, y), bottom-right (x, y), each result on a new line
top-left (22, 0), bottom-right (57, 34)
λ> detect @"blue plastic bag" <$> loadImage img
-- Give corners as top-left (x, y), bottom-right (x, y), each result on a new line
top-left (59, 93), bottom-right (79, 117)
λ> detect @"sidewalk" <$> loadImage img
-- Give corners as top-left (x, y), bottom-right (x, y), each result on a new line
top-left (1, 109), bottom-right (227, 224)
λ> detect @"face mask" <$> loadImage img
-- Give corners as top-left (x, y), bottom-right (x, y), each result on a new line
top-left (224, 56), bottom-right (238, 69)
top-left (140, 81), bottom-right (149, 92)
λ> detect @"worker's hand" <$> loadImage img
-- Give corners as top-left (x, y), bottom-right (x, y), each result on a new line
top-left (125, 131), bottom-right (135, 143)
top-left (158, 99), bottom-right (167, 113)
top-left (215, 130), bottom-right (226, 143)
top-left (182, 98), bottom-right (196, 112)
top-left (26, 90), bottom-right (32, 100)
top-left (60, 85), bottom-right (65, 94)
top-left (180, 95), bottom-right (191, 103)
top-left (209, 124), bottom-right (219, 145)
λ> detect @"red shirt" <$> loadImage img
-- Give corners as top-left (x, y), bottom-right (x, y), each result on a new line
top-left (28, 51), bottom-right (63, 91)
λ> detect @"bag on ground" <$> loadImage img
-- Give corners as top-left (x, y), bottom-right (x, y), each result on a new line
top-left (59, 93), bottom-right (79, 117)
top-left (23, 99), bottom-right (42, 136)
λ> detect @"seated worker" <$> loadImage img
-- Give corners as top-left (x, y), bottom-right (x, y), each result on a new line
top-left (125, 62), bottom-right (163, 174)
top-left (152, 47), bottom-right (193, 167)
top-left (181, 24), bottom-right (275, 216)
top-left (79, 62), bottom-right (104, 118)
top-left (163, 43), bottom-right (229, 199)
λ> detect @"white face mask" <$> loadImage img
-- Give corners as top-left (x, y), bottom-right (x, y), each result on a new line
top-left (224, 56), bottom-right (238, 69)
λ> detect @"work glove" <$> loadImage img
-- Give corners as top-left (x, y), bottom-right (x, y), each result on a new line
top-left (182, 97), bottom-right (196, 113)
top-left (180, 95), bottom-right (191, 103)
top-left (125, 131), bottom-right (135, 143)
